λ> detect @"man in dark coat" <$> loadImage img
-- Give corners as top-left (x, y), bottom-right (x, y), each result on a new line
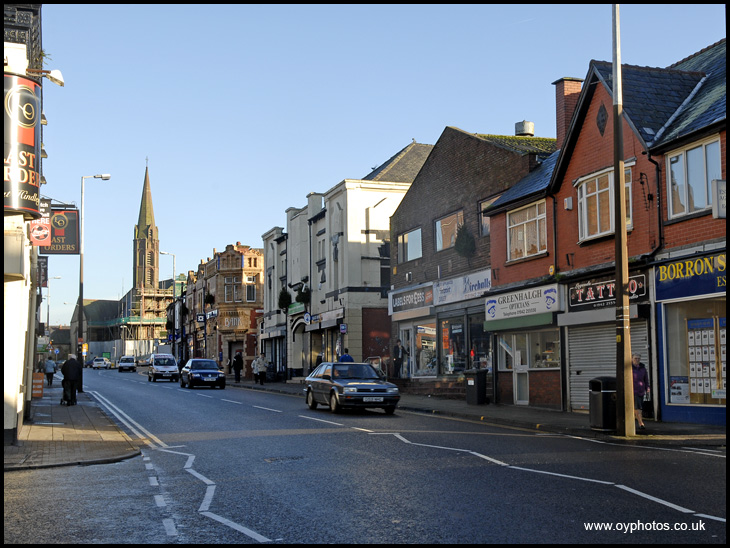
top-left (392, 339), bottom-right (409, 379)
top-left (232, 352), bottom-right (243, 383)
top-left (61, 354), bottom-right (83, 405)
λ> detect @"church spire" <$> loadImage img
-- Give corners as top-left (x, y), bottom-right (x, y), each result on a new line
top-left (133, 163), bottom-right (159, 289)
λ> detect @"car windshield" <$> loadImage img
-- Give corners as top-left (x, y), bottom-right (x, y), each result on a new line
top-left (191, 361), bottom-right (218, 370)
top-left (156, 358), bottom-right (175, 366)
top-left (332, 364), bottom-right (380, 379)
top-left (121, 358), bottom-right (133, 362)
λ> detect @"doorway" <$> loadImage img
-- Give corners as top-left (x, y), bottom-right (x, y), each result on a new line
top-left (400, 327), bottom-right (413, 378)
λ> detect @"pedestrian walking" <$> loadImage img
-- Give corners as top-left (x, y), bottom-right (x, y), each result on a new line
top-left (339, 348), bottom-right (354, 362)
top-left (392, 339), bottom-right (409, 378)
top-left (632, 352), bottom-right (650, 430)
top-left (61, 354), bottom-right (83, 405)
top-left (254, 352), bottom-right (268, 385)
top-left (44, 357), bottom-right (57, 387)
top-left (232, 352), bottom-right (243, 383)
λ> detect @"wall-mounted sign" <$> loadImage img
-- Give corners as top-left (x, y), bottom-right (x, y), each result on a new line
top-left (389, 283), bottom-right (434, 315)
top-left (568, 273), bottom-right (647, 311)
top-left (4, 74), bottom-right (42, 219)
top-left (485, 284), bottom-right (561, 321)
top-left (29, 198), bottom-right (51, 246)
top-left (39, 209), bottom-right (80, 255)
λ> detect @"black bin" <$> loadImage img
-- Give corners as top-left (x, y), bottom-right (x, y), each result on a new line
top-left (465, 369), bottom-right (488, 405)
top-left (589, 376), bottom-right (617, 431)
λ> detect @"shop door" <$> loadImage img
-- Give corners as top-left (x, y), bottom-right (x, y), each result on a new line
top-left (513, 333), bottom-right (529, 405)
top-left (514, 362), bottom-right (529, 404)
top-left (400, 328), bottom-right (413, 378)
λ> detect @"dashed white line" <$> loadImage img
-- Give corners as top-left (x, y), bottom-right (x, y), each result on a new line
top-left (162, 518), bottom-right (177, 536)
top-left (298, 415), bottom-right (344, 426)
top-left (253, 405), bottom-right (282, 413)
top-left (201, 512), bottom-right (272, 543)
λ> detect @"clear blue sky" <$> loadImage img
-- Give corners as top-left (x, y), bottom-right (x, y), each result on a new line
top-left (39, 4), bottom-right (725, 325)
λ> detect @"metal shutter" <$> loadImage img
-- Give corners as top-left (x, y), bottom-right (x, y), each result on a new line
top-left (568, 321), bottom-right (649, 411)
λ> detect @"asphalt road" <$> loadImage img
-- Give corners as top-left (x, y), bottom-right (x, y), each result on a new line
top-left (5, 368), bottom-right (726, 544)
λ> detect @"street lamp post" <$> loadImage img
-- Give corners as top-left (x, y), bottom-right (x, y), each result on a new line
top-left (78, 174), bottom-right (111, 360)
top-left (160, 251), bottom-right (176, 360)
top-left (46, 276), bottom-right (61, 335)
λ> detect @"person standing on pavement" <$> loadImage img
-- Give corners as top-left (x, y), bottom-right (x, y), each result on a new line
top-left (232, 352), bottom-right (243, 383)
top-left (632, 353), bottom-right (650, 430)
top-left (44, 357), bottom-right (57, 387)
top-left (61, 354), bottom-right (83, 405)
top-left (339, 348), bottom-right (354, 362)
top-left (392, 339), bottom-right (409, 379)
top-left (254, 352), bottom-right (268, 385)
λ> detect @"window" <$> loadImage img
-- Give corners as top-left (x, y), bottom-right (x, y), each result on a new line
top-left (246, 275), bottom-right (257, 302)
top-left (435, 211), bottom-right (464, 251)
top-left (225, 276), bottom-right (242, 303)
top-left (507, 201), bottom-right (546, 260)
top-left (576, 167), bottom-right (633, 242)
top-left (667, 138), bottom-right (722, 218)
top-left (479, 196), bottom-right (500, 237)
top-left (397, 228), bottom-right (422, 263)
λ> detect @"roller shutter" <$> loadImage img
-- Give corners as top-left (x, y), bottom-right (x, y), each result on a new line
top-left (568, 321), bottom-right (648, 411)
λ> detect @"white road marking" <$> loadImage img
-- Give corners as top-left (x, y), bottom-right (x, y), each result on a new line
top-left (615, 484), bottom-right (694, 513)
top-left (222, 399), bottom-right (243, 405)
top-left (201, 512), bottom-right (272, 543)
top-left (254, 405), bottom-right (282, 413)
top-left (162, 518), bottom-right (177, 536)
top-left (154, 495), bottom-right (166, 507)
top-left (298, 415), bottom-right (344, 426)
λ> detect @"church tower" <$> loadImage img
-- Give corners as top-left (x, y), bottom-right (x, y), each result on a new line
top-left (133, 165), bottom-right (159, 289)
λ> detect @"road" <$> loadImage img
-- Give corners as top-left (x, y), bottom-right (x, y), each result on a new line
top-left (5, 368), bottom-right (726, 543)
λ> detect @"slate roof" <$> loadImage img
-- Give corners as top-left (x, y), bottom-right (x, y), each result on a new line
top-left (590, 39), bottom-right (725, 149)
top-left (484, 150), bottom-right (560, 215)
top-left (362, 141), bottom-right (433, 183)
top-left (654, 39), bottom-right (726, 148)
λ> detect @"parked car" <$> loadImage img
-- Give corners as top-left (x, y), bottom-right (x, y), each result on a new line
top-left (147, 353), bottom-right (179, 382)
top-left (304, 362), bottom-right (400, 414)
top-left (179, 359), bottom-right (226, 389)
top-left (117, 355), bottom-right (137, 372)
top-left (92, 357), bottom-right (111, 369)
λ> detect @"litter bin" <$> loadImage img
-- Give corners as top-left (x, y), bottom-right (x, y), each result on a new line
top-left (465, 369), bottom-right (487, 405)
top-left (589, 376), bottom-right (617, 431)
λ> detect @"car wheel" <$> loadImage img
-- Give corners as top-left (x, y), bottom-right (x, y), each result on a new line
top-left (307, 390), bottom-right (318, 410)
top-left (219, 384), bottom-right (225, 390)
top-left (329, 392), bottom-right (341, 413)
top-left (180, 378), bottom-right (185, 388)
top-left (147, 375), bottom-right (151, 382)
top-left (384, 406), bottom-right (396, 415)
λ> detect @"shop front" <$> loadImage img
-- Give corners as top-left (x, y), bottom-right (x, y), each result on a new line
top-left (654, 251), bottom-right (726, 425)
top-left (389, 269), bottom-right (493, 386)
top-left (485, 284), bottom-right (563, 408)
top-left (558, 272), bottom-right (651, 412)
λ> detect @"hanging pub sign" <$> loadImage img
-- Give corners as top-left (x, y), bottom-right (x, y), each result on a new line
top-left (39, 208), bottom-right (80, 254)
top-left (4, 74), bottom-right (42, 219)
top-left (29, 198), bottom-right (52, 246)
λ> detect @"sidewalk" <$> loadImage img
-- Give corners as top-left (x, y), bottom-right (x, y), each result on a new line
top-left (6, 374), bottom-right (725, 472)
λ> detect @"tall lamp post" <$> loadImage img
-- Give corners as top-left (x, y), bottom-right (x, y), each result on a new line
top-left (160, 251), bottom-right (177, 360)
top-left (78, 173), bottom-right (111, 360)
top-left (46, 276), bottom-right (61, 336)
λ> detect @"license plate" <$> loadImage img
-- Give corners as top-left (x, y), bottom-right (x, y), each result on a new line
top-left (203, 377), bottom-right (216, 381)
top-left (162, 373), bottom-right (171, 376)
top-left (363, 397), bottom-right (383, 402)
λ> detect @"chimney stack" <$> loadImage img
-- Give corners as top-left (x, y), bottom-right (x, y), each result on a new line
top-left (552, 77), bottom-right (583, 150)
top-left (515, 120), bottom-right (535, 137)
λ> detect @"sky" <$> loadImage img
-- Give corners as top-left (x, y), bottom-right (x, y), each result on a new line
top-left (38, 4), bottom-right (726, 325)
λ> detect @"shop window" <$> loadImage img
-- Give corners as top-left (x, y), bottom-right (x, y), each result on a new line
top-left (498, 330), bottom-right (561, 370)
top-left (663, 297), bottom-right (726, 405)
top-left (440, 318), bottom-right (466, 373)
top-left (413, 321), bottom-right (436, 377)
top-left (468, 313), bottom-right (491, 370)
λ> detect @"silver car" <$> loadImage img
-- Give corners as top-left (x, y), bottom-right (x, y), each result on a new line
top-left (304, 362), bottom-right (400, 414)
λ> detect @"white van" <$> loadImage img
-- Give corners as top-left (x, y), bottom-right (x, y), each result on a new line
top-left (147, 353), bottom-right (179, 382)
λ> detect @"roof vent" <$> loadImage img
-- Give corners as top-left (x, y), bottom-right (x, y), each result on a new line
top-left (515, 120), bottom-right (535, 137)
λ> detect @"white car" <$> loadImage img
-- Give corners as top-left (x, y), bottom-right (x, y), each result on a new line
top-left (92, 357), bottom-right (111, 369)
top-left (117, 355), bottom-right (137, 372)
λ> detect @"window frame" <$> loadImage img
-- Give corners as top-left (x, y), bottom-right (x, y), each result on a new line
top-left (435, 210), bottom-right (464, 252)
top-left (506, 200), bottom-right (547, 261)
top-left (666, 136), bottom-right (722, 219)
top-left (575, 164), bottom-right (634, 243)
top-left (479, 195), bottom-right (500, 237)
top-left (397, 227), bottom-right (423, 263)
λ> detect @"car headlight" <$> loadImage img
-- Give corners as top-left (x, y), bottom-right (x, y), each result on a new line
top-left (344, 387), bottom-right (357, 393)
top-left (191, 373), bottom-right (201, 378)
top-left (387, 387), bottom-right (399, 393)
